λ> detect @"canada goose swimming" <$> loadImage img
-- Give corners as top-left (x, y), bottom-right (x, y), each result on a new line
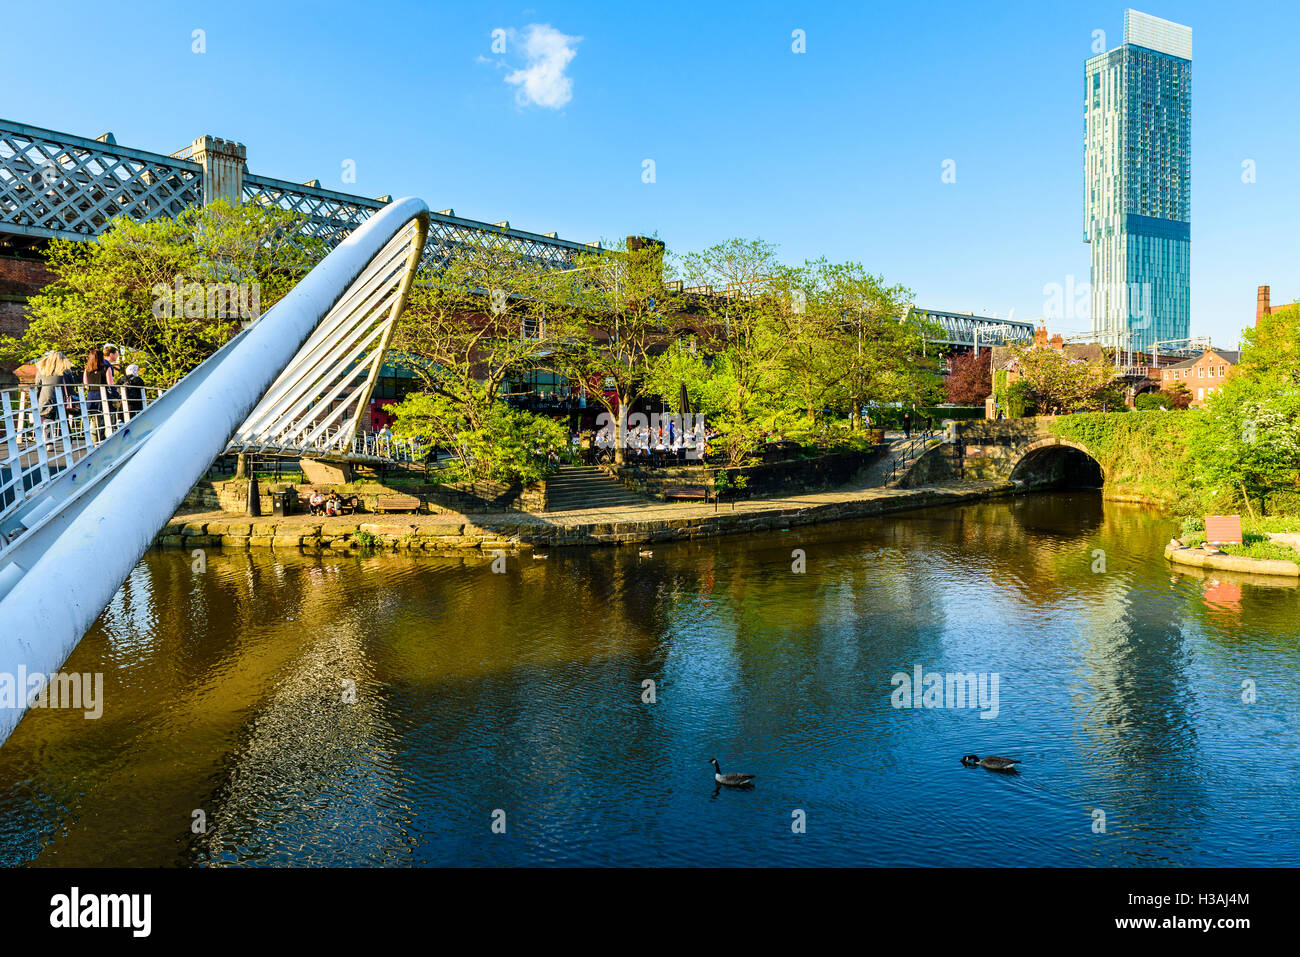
top-left (962, 754), bottom-right (1021, 772)
top-left (638, 549), bottom-right (653, 558)
top-left (710, 758), bottom-right (755, 787)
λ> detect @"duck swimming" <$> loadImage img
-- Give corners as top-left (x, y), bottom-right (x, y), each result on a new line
top-left (710, 758), bottom-right (755, 787)
top-left (962, 754), bottom-right (1021, 772)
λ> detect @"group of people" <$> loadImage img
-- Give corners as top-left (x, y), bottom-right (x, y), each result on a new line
top-left (307, 489), bottom-right (349, 516)
top-left (33, 345), bottom-right (147, 445)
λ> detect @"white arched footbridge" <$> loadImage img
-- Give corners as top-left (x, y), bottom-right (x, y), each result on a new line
top-left (0, 198), bottom-right (430, 744)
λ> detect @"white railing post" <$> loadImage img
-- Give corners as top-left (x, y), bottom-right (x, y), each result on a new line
top-left (76, 386), bottom-right (91, 453)
top-left (30, 387), bottom-right (50, 486)
top-left (56, 386), bottom-right (74, 467)
top-left (97, 385), bottom-right (112, 443)
top-left (16, 389), bottom-right (31, 445)
top-left (0, 392), bottom-right (20, 499)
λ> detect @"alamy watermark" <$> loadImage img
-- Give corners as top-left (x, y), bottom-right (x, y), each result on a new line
top-left (595, 411), bottom-right (707, 460)
top-left (151, 276), bottom-right (261, 321)
top-left (1042, 276), bottom-right (1153, 327)
top-left (890, 664), bottom-right (1000, 719)
top-left (0, 668), bottom-right (104, 719)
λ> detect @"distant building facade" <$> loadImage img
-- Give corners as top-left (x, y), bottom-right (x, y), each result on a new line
top-left (1084, 9), bottom-right (1192, 355)
top-left (1159, 348), bottom-right (1238, 406)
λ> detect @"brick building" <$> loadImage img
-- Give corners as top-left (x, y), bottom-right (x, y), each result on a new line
top-left (0, 255), bottom-right (53, 385)
top-left (1158, 348), bottom-right (1238, 406)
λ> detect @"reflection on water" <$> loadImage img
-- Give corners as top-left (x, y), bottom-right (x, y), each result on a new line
top-left (1, 492), bottom-right (1298, 866)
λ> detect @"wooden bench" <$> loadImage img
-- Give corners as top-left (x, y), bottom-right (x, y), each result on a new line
top-left (375, 493), bottom-right (422, 514)
top-left (663, 485), bottom-right (712, 504)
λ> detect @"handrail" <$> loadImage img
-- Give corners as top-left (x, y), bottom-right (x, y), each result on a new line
top-left (0, 384), bottom-right (165, 529)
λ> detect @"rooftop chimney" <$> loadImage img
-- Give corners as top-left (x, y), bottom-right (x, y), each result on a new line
top-left (1257, 285), bottom-right (1271, 325)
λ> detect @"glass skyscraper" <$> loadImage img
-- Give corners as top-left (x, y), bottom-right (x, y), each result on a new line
top-left (1084, 9), bottom-right (1191, 355)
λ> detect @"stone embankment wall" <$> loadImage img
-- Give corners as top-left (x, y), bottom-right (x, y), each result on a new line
top-left (615, 448), bottom-right (886, 500)
top-left (183, 476), bottom-right (546, 515)
top-left (160, 483), bottom-right (1012, 552)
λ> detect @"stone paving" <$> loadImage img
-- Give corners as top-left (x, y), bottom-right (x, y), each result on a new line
top-left (164, 474), bottom-right (1014, 551)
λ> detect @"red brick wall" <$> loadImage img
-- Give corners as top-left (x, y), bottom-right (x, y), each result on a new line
top-left (0, 256), bottom-right (53, 378)
top-left (0, 256), bottom-right (52, 295)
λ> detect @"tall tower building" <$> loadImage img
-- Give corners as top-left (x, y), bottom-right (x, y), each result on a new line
top-left (1084, 9), bottom-right (1191, 355)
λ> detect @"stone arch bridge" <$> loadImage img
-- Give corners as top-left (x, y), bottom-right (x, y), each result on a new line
top-left (899, 419), bottom-right (1105, 490)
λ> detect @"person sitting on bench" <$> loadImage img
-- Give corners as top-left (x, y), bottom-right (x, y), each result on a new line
top-left (308, 489), bottom-right (326, 516)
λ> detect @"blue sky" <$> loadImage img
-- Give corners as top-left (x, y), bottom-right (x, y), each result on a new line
top-left (3, 0), bottom-right (1297, 348)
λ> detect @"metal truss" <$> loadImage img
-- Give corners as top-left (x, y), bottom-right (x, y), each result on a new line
top-left (243, 173), bottom-right (386, 248)
top-left (228, 214), bottom-right (427, 457)
top-left (914, 308), bottom-right (1037, 348)
top-left (0, 119), bottom-right (202, 242)
top-left (2, 118), bottom-right (600, 269)
top-left (244, 175), bottom-right (590, 271)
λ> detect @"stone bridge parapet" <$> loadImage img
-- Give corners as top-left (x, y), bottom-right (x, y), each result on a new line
top-left (900, 417), bottom-right (1103, 487)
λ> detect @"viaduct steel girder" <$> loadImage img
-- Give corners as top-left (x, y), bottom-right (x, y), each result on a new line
top-left (1, 118), bottom-right (594, 268)
top-left (913, 308), bottom-right (1037, 348)
top-left (0, 119), bottom-right (202, 244)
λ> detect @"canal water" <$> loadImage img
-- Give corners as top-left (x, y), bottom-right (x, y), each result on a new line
top-left (2, 492), bottom-right (1297, 867)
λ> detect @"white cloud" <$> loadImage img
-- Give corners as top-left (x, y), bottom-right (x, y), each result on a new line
top-left (505, 24), bottom-right (581, 109)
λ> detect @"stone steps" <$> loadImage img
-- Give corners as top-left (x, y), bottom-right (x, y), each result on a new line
top-left (546, 466), bottom-right (648, 511)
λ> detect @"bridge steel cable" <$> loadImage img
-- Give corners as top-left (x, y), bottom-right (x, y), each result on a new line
top-left (0, 198), bottom-right (430, 745)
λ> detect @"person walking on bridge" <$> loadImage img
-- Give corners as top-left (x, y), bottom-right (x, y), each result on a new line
top-left (120, 364), bottom-right (146, 418)
top-left (82, 347), bottom-right (113, 444)
top-left (34, 351), bottom-right (73, 449)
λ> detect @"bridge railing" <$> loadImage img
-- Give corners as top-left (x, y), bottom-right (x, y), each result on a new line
top-left (885, 429), bottom-right (943, 485)
top-left (224, 419), bottom-right (428, 463)
top-left (0, 384), bottom-right (165, 525)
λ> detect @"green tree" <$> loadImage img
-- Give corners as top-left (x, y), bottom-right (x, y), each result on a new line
top-left (551, 238), bottom-right (677, 465)
top-left (389, 388), bottom-right (568, 485)
top-left (388, 240), bottom-right (585, 461)
top-left (0, 201), bottom-right (326, 386)
top-left (1007, 343), bottom-right (1116, 415)
top-left (1239, 302), bottom-right (1300, 386)
top-left (792, 261), bottom-right (934, 429)
top-left (1188, 306), bottom-right (1300, 514)
top-left (1190, 378), bottom-right (1300, 516)
top-left (673, 239), bottom-right (794, 465)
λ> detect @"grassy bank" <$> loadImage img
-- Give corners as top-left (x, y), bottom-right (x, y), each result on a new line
top-left (1179, 515), bottom-right (1300, 561)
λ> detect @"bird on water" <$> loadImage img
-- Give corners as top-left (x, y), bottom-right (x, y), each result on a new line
top-left (961, 754), bottom-right (1021, 772)
top-left (710, 758), bottom-right (755, 787)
